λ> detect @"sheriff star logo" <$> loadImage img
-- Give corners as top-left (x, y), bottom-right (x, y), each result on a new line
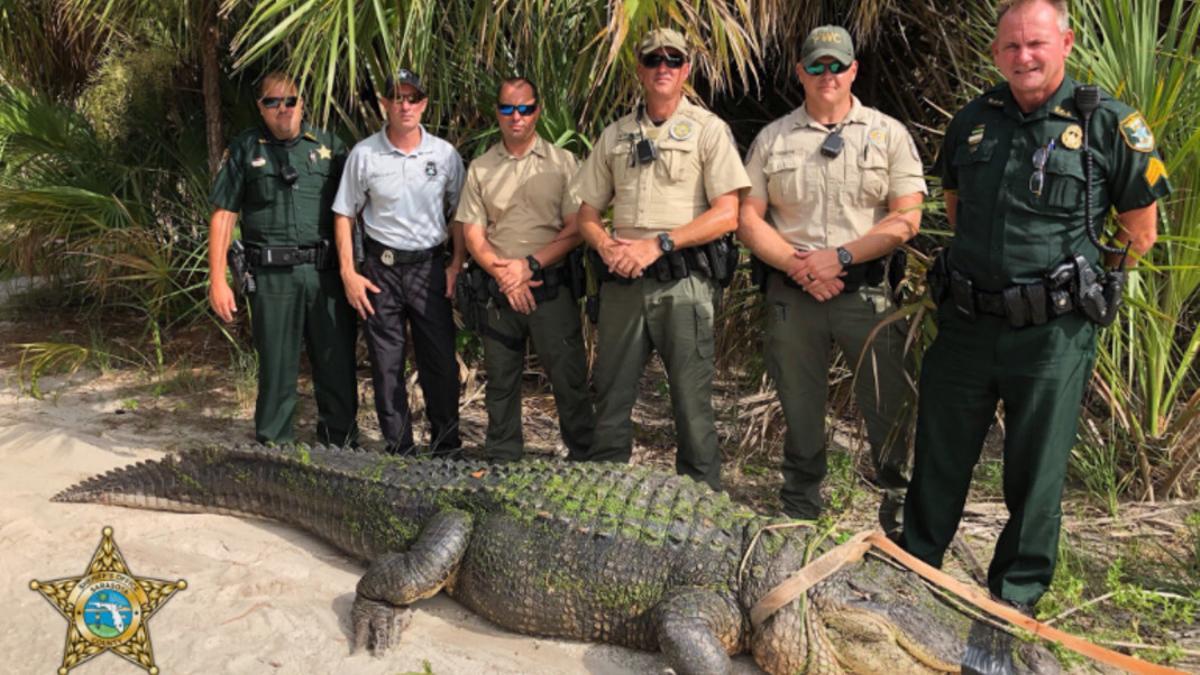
top-left (31, 527), bottom-right (186, 675)
top-left (317, 144), bottom-right (332, 160)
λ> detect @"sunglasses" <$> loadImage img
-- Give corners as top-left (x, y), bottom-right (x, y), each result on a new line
top-left (1029, 138), bottom-right (1057, 197)
top-left (389, 93), bottom-right (427, 104)
top-left (498, 102), bottom-right (538, 116)
top-left (803, 61), bottom-right (850, 76)
top-left (640, 53), bottom-right (686, 69)
top-left (260, 96), bottom-right (299, 109)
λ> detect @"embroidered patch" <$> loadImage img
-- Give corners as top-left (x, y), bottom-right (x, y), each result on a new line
top-left (968, 124), bottom-right (985, 147)
top-left (1060, 124), bottom-right (1083, 150)
top-left (425, 161), bottom-right (438, 177)
top-left (1120, 112), bottom-right (1155, 152)
top-left (669, 121), bottom-right (694, 141)
top-left (1051, 105), bottom-right (1076, 119)
top-left (868, 128), bottom-right (887, 146)
top-left (1144, 156), bottom-right (1168, 187)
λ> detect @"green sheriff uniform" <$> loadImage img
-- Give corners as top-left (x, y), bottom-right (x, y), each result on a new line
top-left (744, 96), bottom-right (927, 521)
top-left (454, 137), bottom-right (595, 460)
top-left (573, 99), bottom-right (750, 489)
top-left (210, 124), bottom-right (358, 445)
top-left (902, 77), bottom-right (1171, 605)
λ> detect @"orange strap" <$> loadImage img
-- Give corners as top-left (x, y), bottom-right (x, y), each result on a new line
top-left (748, 529), bottom-right (1186, 675)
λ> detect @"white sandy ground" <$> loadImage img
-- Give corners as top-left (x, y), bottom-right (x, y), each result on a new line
top-left (0, 373), bottom-right (764, 675)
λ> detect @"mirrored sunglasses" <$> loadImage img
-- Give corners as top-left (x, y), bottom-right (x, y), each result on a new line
top-left (640, 53), bottom-right (686, 69)
top-left (803, 61), bottom-right (850, 76)
top-left (260, 96), bottom-right (299, 109)
top-left (498, 103), bottom-right (539, 116)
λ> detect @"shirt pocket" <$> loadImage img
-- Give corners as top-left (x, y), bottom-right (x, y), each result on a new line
top-left (657, 139), bottom-right (699, 184)
top-left (950, 138), bottom-right (997, 204)
top-left (1041, 151), bottom-right (1086, 214)
top-left (606, 142), bottom-right (636, 202)
top-left (858, 145), bottom-right (890, 204)
top-left (764, 152), bottom-right (803, 205)
top-left (245, 164), bottom-right (280, 206)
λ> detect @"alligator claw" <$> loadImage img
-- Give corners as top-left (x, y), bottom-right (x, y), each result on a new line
top-left (351, 595), bottom-right (412, 656)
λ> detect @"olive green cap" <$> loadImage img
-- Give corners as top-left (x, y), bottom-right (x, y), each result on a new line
top-left (637, 28), bottom-right (689, 57)
top-left (801, 25), bottom-right (855, 67)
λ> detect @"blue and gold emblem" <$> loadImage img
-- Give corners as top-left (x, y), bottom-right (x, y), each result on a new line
top-left (31, 527), bottom-right (186, 674)
top-left (1120, 112), bottom-right (1155, 152)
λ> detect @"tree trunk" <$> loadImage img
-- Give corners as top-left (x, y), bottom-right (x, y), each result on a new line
top-left (202, 0), bottom-right (223, 176)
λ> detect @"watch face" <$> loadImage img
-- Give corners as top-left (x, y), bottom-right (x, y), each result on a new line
top-left (659, 233), bottom-right (674, 252)
top-left (837, 247), bottom-right (852, 265)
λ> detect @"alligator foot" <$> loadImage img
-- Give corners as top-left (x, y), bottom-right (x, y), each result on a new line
top-left (351, 595), bottom-right (412, 656)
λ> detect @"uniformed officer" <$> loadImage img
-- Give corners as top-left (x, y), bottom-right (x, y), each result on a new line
top-left (333, 69), bottom-right (466, 456)
top-left (456, 77), bottom-right (595, 461)
top-left (572, 29), bottom-right (751, 489)
top-left (739, 26), bottom-right (926, 532)
top-left (208, 71), bottom-right (358, 446)
top-left (901, 0), bottom-right (1168, 611)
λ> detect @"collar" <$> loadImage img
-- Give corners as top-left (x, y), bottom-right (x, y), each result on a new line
top-left (792, 95), bottom-right (868, 131)
top-left (379, 124), bottom-right (430, 156)
top-left (619, 97), bottom-right (696, 135)
top-left (1001, 77), bottom-right (1077, 122)
top-left (494, 135), bottom-right (549, 160)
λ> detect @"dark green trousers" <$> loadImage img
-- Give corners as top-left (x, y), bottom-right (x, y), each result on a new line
top-left (481, 289), bottom-right (594, 461)
top-left (582, 275), bottom-right (721, 490)
top-left (901, 310), bottom-right (1096, 605)
top-left (249, 265), bottom-right (358, 445)
top-left (764, 277), bottom-right (914, 519)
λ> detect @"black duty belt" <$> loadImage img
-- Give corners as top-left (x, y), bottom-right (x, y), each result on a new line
top-left (246, 244), bottom-right (320, 267)
top-left (365, 238), bottom-right (444, 266)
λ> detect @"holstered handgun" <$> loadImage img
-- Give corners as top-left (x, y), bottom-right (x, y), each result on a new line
top-left (227, 240), bottom-right (256, 295)
top-left (926, 249), bottom-right (949, 306)
top-left (1073, 254), bottom-right (1109, 324)
top-left (949, 267), bottom-right (976, 321)
top-left (1096, 269), bottom-right (1125, 327)
top-left (567, 248), bottom-right (586, 301)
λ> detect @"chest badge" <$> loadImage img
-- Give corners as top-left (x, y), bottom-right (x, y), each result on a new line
top-left (381, 250), bottom-right (395, 266)
top-left (868, 128), bottom-right (887, 146)
top-left (317, 144), bottom-right (332, 160)
top-left (1120, 112), bottom-right (1155, 152)
top-left (1060, 124), bottom-right (1083, 150)
top-left (250, 156), bottom-right (267, 168)
top-left (968, 124), bottom-right (985, 148)
top-left (668, 121), bottom-right (694, 141)
top-left (425, 161), bottom-right (438, 177)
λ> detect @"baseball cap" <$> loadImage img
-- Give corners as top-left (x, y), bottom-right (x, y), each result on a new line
top-left (637, 28), bottom-right (689, 57)
top-left (384, 68), bottom-right (425, 97)
top-left (801, 26), bottom-right (855, 67)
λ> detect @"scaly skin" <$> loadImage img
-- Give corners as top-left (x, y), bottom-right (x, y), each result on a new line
top-left (54, 444), bottom-right (1060, 674)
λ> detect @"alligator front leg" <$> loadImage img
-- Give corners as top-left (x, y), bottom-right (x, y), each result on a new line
top-left (654, 587), bottom-right (744, 675)
top-left (352, 509), bottom-right (473, 655)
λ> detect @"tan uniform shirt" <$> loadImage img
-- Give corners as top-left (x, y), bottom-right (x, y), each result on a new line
top-left (574, 98), bottom-right (750, 240)
top-left (745, 96), bottom-right (927, 249)
top-left (454, 137), bottom-right (580, 259)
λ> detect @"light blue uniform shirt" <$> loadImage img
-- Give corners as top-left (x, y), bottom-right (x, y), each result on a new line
top-left (332, 126), bottom-right (465, 251)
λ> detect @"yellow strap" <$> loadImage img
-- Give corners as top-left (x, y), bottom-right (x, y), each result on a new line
top-left (748, 529), bottom-right (1187, 675)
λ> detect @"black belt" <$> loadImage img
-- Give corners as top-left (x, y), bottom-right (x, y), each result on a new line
top-left (246, 244), bottom-right (319, 267)
top-left (365, 238), bottom-right (444, 265)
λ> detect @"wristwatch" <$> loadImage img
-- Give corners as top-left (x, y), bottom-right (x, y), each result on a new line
top-left (657, 232), bottom-right (676, 253)
top-left (525, 255), bottom-right (542, 275)
top-left (835, 246), bottom-right (854, 267)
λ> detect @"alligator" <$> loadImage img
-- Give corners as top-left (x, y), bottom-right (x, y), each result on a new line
top-left (54, 444), bottom-right (1060, 674)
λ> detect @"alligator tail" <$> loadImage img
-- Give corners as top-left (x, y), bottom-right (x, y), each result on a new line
top-left (52, 444), bottom-right (406, 561)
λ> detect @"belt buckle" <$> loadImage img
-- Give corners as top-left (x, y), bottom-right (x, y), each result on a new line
top-left (381, 250), bottom-right (395, 266)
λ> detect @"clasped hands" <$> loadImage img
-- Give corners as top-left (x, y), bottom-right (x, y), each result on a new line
top-left (598, 237), bottom-right (662, 279)
top-left (786, 248), bottom-right (845, 302)
top-left (491, 258), bottom-right (542, 315)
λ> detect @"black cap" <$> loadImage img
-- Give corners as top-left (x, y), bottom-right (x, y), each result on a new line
top-left (383, 68), bottom-right (425, 97)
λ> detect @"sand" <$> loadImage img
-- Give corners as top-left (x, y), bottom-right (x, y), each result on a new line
top-left (0, 372), bottom-right (762, 675)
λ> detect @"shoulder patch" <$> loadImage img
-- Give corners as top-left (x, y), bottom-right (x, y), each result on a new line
top-left (1120, 112), bottom-right (1155, 152)
top-left (1144, 156), bottom-right (1168, 187)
